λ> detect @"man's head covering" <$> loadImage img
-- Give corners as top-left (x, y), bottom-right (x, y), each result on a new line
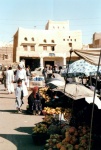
top-left (18, 63), bottom-right (23, 69)
top-left (32, 86), bottom-right (38, 98)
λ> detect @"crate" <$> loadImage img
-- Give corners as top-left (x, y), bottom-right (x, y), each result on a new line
top-left (29, 80), bottom-right (45, 88)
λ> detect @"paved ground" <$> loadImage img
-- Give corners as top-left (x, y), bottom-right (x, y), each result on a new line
top-left (0, 84), bottom-right (44, 150)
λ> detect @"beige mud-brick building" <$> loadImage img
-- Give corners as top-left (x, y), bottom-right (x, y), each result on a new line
top-left (13, 20), bottom-right (82, 70)
top-left (0, 45), bottom-right (13, 66)
top-left (89, 32), bottom-right (101, 48)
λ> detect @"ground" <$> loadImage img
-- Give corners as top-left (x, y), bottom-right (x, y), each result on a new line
top-left (0, 84), bottom-right (44, 150)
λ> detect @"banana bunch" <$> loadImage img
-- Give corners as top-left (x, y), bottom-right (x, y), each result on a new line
top-left (43, 107), bottom-right (62, 115)
top-left (33, 124), bottom-right (47, 133)
top-left (39, 87), bottom-right (50, 102)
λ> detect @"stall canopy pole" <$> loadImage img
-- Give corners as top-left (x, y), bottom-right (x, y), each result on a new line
top-left (88, 50), bottom-right (101, 150)
top-left (64, 50), bottom-right (72, 93)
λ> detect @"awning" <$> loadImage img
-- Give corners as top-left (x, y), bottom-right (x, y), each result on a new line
top-left (39, 43), bottom-right (56, 46)
top-left (70, 49), bottom-right (101, 66)
top-left (21, 43), bottom-right (36, 46)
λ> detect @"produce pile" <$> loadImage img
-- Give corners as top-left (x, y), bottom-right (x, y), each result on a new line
top-left (44, 126), bottom-right (91, 150)
top-left (33, 123), bottom-right (48, 133)
top-left (42, 107), bottom-right (72, 121)
top-left (32, 112), bottom-right (93, 150)
top-left (44, 134), bottom-right (63, 150)
top-left (42, 115), bottom-right (54, 125)
top-left (42, 107), bottom-right (62, 115)
top-left (39, 87), bottom-right (50, 102)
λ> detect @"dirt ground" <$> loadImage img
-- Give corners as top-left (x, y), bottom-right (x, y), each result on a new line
top-left (0, 84), bottom-right (44, 150)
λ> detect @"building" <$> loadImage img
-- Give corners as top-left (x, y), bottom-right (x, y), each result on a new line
top-left (13, 20), bottom-right (82, 70)
top-left (0, 44), bottom-right (13, 66)
top-left (89, 32), bottom-right (101, 48)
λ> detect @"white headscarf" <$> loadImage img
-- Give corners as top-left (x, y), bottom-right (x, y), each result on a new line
top-left (18, 63), bottom-right (23, 69)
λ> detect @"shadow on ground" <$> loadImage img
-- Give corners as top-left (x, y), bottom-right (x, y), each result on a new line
top-left (0, 109), bottom-right (31, 114)
top-left (0, 97), bottom-right (15, 99)
top-left (15, 126), bottom-right (33, 134)
top-left (0, 110), bottom-right (17, 113)
top-left (0, 133), bottom-right (44, 150)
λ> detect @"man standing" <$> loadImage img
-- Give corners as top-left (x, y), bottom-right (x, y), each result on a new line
top-left (2, 66), bottom-right (8, 91)
top-left (15, 63), bottom-right (28, 97)
top-left (6, 67), bottom-right (14, 94)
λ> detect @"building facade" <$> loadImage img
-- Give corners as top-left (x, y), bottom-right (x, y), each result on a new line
top-left (89, 32), bottom-right (101, 48)
top-left (13, 20), bottom-right (82, 70)
top-left (0, 45), bottom-right (13, 66)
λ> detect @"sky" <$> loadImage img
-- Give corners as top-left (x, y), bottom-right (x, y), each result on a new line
top-left (0, 0), bottom-right (101, 45)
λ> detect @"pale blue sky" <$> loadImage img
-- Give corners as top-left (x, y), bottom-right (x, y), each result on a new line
top-left (0, 0), bottom-right (101, 44)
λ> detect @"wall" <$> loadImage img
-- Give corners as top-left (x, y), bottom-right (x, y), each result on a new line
top-left (0, 46), bottom-right (13, 65)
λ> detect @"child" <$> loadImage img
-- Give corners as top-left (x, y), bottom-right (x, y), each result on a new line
top-left (15, 79), bottom-right (24, 113)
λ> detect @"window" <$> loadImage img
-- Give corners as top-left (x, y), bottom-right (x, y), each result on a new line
top-left (69, 36), bottom-right (70, 38)
top-left (53, 26), bottom-right (55, 29)
top-left (23, 45), bottom-right (27, 51)
top-left (3, 54), bottom-right (8, 60)
top-left (43, 46), bottom-right (47, 50)
top-left (58, 26), bottom-right (59, 29)
top-left (24, 37), bottom-right (28, 41)
top-left (43, 39), bottom-right (47, 43)
top-left (63, 39), bottom-right (65, 41)
top-left (71, 39), bottom-right (72, 41)
top-left (67, 39), bottom-right (69, 41)
top-left (32, 37), bottom-right (34, 41)
top-left (74, 39), bottom-right (76, 41)
top-left (69, 43), bottom-right (72, 47)
top-left (30, 46), bottom-right (35, 51)
top-left (51, 40), bottom-right (55, 43)
top-left (51, 46), bottom-right (55, 51)
top-left (49, 53), bottom-right (55, 56)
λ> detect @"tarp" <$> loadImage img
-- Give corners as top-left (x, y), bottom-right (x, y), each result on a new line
top-left (68, 59), bottom-right (101, 76)
top-left (53, 83), bottom-right (96, 100)
top-left (70, 49), bottom-right (101, 66)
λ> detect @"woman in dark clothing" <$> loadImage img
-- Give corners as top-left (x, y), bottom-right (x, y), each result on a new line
top-left (27, 86), bottom-right (42, 115)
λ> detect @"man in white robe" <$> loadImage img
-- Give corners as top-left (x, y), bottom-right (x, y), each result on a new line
top-left (6, 67), bottom-right (14, 94)
top-left (15, 63), bottom-right (28, 97)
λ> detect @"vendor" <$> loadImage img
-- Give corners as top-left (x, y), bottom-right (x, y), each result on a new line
top-left (27, 86), bottom-right (42, 115)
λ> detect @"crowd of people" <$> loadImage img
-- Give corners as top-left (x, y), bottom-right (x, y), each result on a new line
top-left (2, 63), bottom-right (62, 114)
top-left (42, 65), bottom-right (63, 80)
top-left (1, 63), bottom-right (63, 114)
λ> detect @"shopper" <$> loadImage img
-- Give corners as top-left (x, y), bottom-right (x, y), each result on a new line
top-left (27, 86), bottom-right (42, 115)
top-left (15, 63), bottom-right (28, 96)
top-left (15, 79), bottom-right (24, 113)
top-left (42, 66), bottom-right (47, 81)
top-left (6, 67), bottom-right (14, 94)
top-left (47, 66), bottom-right (53, 78)
top-left (26, 65), bottom-right (31, 90)
top-left (2, 66), bottom-right (8, 91)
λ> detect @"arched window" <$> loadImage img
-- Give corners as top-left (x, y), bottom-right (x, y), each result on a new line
top-left (43, 39), bottom-right (47, 43)
top-left (24, 37), bottom-right (28, 41)
top-left (32, 37), bottom-right (34, 41)
top-left (51, 40), bottom-right (55, 43)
